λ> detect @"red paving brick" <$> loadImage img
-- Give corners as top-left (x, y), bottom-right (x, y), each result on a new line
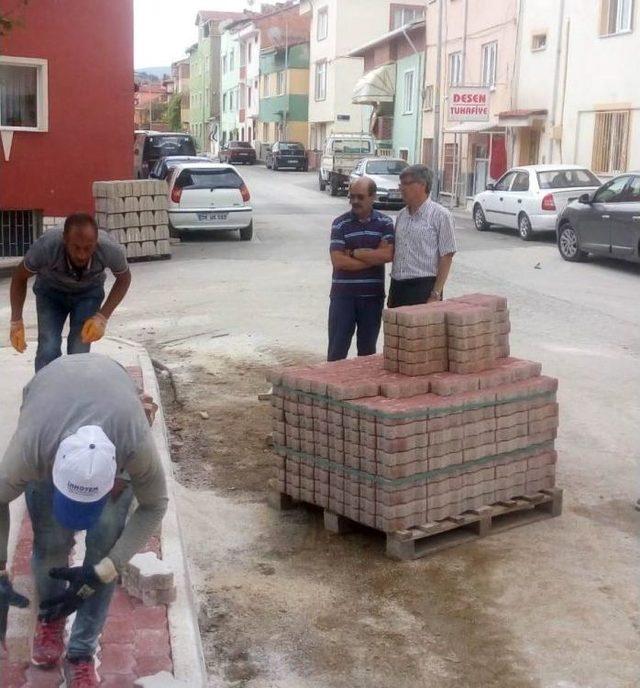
top-left (2, 510), bottom-right (174, 687)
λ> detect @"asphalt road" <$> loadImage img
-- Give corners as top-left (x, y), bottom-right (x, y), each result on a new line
top-left (1, 165), bottom-right (638, 687)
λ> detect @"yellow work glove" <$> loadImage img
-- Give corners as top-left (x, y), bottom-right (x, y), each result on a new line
top-left (81, 313), bottom-right (107, 344)
top-left (10, 320), bottom-right (27, 353)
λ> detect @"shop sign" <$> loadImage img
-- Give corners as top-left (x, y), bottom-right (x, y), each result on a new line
top-left (448, 87), bottom-right (490, 122)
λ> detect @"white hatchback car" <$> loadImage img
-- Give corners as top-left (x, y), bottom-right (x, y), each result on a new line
top-left (167, 162), bottom-right (253, 240)
top-left (472, 164), bottom-right (600, 240)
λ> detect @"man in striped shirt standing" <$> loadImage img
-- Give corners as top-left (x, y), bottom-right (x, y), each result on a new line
top-left (389, 165), bottom-right (457, 307)
top-left (328, 177), bottom-right (395, 361)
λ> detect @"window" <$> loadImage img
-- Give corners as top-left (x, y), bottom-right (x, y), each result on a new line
top-left (594, 175), bottom-right (631, 202)
top-left (531, 33), bottom-right (547, 50)
top-left (403, 70), bottom-right (415, 114)
top-left (442, 143), bottom-right (458, 193)
top-left (248, 42), bottom-right (252, 63)
top-left (223, 93), bottom-right (227, 112)
top-left (277, 71), bottom-right (286, 95)
top-left (205, 55), bottom-right (210, 73)
top-left (248, 87), bottom-right (252, 108)
top-left (230, 49), bottom-right (235, 71)
top-left (424, 85), bottom-right (434, 111)
top-left (592, 110), bottom-right (630, 173)
top-left (230, 90), bottom-right (234, 111)
top-left (537, 168), bottom-right (601, 189)
top-left (481, 42), bottom-right (497, 88)
top-left (600, 0), bottom-right (634, 35)
top-left (626, 175), bottom-right (640, 201)
top-left (511, 172), bottom-right (530, 192)
top-left (222, 55), bottom-right (227, 74)
top-left (202, 22), bottom-right (210, 38)
top-left (391, 6), bottom-right (425, 30)
top-left (448, 51), bottom-right (462, 86)
top-left (317, 7), bottom-right (329, 40)
top-left (0, 57), bottom-right (48, 131)
top-left (495, 171), bottom-right (517, 191)
top-left (315, 60), bottom-right (327, 101)
top-left (263, 74), bottom-right (270, 97)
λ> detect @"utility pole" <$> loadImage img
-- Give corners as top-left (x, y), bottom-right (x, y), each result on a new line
top-left (432, 0), bottom-right (444, 201)
top-left (284, 18), bottom-right (289, 139)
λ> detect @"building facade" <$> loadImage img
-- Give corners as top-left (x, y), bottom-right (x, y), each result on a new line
top-left (422, 0), bottom-right (519, 204)
top-left (220, 21), bottom-right (242, 145)
top-left (300, 0), bottom-right (425, 151)
top-left (514, 0), bottom-right (640, 177)
top-left (350, 19), bottom-right (426, 162)
top-left (190, 11), bottom-right (243, 154)
top-left (237, 21), bottom-right (261, 144)
top-left (0, 0), bottom-right (133, 247)
top-left (171, 56), bottom-right (191, 130)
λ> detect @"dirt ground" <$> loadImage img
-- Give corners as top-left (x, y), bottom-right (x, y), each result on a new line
top-left (152, 336), bottom-right (550, 688)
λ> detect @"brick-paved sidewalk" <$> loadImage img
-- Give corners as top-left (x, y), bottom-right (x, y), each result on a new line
top-left (1, 510), bottom-right (174, 687)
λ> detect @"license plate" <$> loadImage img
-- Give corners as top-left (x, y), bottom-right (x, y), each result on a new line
top-left (197, 212), bottom-right (228, 221)
top-left (389, 192), bottom-right (401, 199)
top-left (287, 159), bottom-right (298, 164)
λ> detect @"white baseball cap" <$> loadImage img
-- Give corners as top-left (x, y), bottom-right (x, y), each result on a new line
top-left (52, 425), bottom-right (117, 530)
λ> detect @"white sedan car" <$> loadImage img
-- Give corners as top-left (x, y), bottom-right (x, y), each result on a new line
top-left (472, 164), bottom-right (600, 240)
top-left (167, 162), bottom-right (253, 240)
top-left (350, 157), bottom-right (408, 207)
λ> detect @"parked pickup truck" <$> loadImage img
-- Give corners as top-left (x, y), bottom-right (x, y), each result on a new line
top-left (319, 133), bottom-right (377, 196)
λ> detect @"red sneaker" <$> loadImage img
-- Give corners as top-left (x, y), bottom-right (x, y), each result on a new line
top-left (63, 656), bottom-right (100, 687)
top-left (31, 618), bottom-right (65, 667)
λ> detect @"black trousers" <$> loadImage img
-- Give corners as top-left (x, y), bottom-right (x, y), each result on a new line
top-left (387, 277), bottom-right (437, 308)
top-left (327, 296), bottom-right (384, 361)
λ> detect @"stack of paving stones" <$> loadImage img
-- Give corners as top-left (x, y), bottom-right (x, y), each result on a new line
top-left (123, 552), bottom-right (177, 607)
top-left (269, 294), bottom-right (559, 533)
top-left (93, 180), bottom-right (171, 261)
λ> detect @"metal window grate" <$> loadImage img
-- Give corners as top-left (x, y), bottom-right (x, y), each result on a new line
top-left (592, 110), bottom-right (629, 174)
top-left (0, 210), bottom-right (43, 257)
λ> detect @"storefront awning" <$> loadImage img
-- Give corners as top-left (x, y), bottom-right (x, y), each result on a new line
top-left (352, 64), bottom-right (396, 104)
top-left (498, 109), bottom-right (547, 127)
top-left (444, 122), bottom-right (505, 134)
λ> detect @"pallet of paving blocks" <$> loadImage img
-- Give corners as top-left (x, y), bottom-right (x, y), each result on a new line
top-left (267, 293), bottom-right (562, 560)
top-left (93, 180), bottom-right (171, 261)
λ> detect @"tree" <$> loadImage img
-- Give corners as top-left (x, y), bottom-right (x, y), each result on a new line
top-left (0, 0), bottom-right (29, 36)
top-left (164, 94), bottom-right (183, 131)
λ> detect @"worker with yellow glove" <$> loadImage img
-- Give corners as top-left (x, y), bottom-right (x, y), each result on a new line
top-left (9, 213), bottom-right (131, 371)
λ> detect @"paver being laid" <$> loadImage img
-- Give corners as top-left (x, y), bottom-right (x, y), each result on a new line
top-left (268, 294), bottom-right (561, 557)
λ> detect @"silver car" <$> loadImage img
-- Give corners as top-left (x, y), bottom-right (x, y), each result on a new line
top-left (472, 164), bottom-right (600, 240)
top-left (350, 157), bottom-right (408, 207)
top-left (167, 162), bottom-right (253, 240)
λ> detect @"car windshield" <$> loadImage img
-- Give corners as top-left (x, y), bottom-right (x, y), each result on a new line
top-left (537, 169), bottom-right (600, 189)
top-left (176, 168), bottom-right (243, 189)
top-left (366, 160), bottom-right (408, 175)
top-left (229, 142), bottom-right (253, 148)
top-left (279, 143), bottom-right (304, 152)
top-left (144, 136), bottom-right (196, 159)
top-left (332, 139), bottom-right (372, 153)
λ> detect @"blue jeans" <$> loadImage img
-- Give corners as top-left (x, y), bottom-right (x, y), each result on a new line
top-left (33, 280), bottom-right (104, 372)
top-left (327, 296), bottom-right (384, 361)
top-left (25, 481), bottom-right (133, 659)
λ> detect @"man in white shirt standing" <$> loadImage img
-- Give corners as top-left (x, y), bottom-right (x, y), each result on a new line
top-left (389, 165), bottom-right (457, 307)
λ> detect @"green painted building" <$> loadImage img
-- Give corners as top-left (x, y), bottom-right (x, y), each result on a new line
top-left (258, 42), bottom-right (310, 148)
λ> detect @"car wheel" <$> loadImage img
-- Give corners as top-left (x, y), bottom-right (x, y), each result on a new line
top-left (473, 204), bottom-right (489, 231)
top-left (319, 173), bottom-right (326, 191)
top-left (518, 213), bottom-right (534, 241)
top-left (239, 221), bottom-right (253, 241)
top-left (273, 159), bottom-right (279, 171)
top-left (330, 175), bottom-right (340, 196)
top-left (168, 222), bottom-right (181, 240)
top-left (557, 222), bottom-right (587, 262)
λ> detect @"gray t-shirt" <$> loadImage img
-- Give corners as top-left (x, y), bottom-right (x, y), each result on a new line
top-left (24, 228), bottom-right (128, 293)
top-left (0, 353), bottom-right (168, 571)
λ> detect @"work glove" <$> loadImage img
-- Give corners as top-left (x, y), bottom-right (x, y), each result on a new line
top-left (39, 564), bottom-right (106, 622)
top-left (0, 571), bottom-right (30, 650)
top-left (80, 313), bottom-right (107, 344)
top-left (9, 320), bottom-right (27, 353)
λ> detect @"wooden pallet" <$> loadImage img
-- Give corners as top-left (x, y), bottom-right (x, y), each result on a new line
top-left (267, 482), bottom-right (563, 561)
top-left (127, 253), bottom-right (171, 263)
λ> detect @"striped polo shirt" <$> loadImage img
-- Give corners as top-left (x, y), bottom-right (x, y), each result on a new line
top-left (391, 198), bottom-right (457, 280)
top-left (330, 209), bottom-right (395, 298)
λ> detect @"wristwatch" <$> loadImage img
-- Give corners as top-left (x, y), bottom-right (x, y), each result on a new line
top-left (431, 289), bottom-right (442, 301)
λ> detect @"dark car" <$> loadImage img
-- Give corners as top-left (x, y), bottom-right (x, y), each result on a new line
top-left (149, 155), bottom-right (210, 181)
top-left (134, 131), bottom-right (197, 179)
top-left (219, 141), bottom-right (256, 165)
top-left (266, 141), bottom-right (308, 171)
top-left (556, 172), bottom-right (640, 263)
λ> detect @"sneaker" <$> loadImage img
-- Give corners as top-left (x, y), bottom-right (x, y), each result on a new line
top-left (63, 656), bottom-right (100, 687)
top-left (31, 618), bottom-right (65, 667)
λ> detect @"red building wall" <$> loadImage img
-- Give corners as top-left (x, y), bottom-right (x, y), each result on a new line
top-left (0, 0), bottom-right (134, 217)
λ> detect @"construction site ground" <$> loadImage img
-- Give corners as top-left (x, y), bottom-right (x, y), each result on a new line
top-left (1, 165), bottom-right (638, 688)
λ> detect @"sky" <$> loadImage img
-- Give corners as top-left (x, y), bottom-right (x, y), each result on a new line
top-left (134, 0), bottom-right (249, 69)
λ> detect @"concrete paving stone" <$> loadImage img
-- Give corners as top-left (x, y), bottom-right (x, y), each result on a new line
top-left (397, 335), bottom-right (448, 352)
top-left (384, 322), bottom-right (399, 336)
top-left (428, 438), bottom-right (463, 458)
top-left (395, 323), bottom-right (447, 340)
top-left (495, 398), bottom-right (530, 417)
top-left (447, 332), bottom-right (497, 351)
top-left (463, 418), bottom-right (497, 437)
top-left (384, 335), bottom-right (399, 348)
top-left (462, 466), bottom-right (495, 486)
top-left (448, 345), bottom-right (497, 364)
top-left (138, 195), bottom-right (155, 211)
top-left (496, 435), bottom-right (530, 454)
top-left (141, 241), bottom-right (157, 257)
top-left (380, 375), bottom-right (431, 399)
top-left (451, 293), bottom-right (508, 312)
top-left (529, 414), bottom-right (560, 434)
top-left (155, 224), bottom-right (170, 240)
top-left (449, 358), bottom-right (496, 374)
top-left (527, 450), bottom-right (558, 469)
top-left (427, 410), bottom-right (464, 431)
top-left (447, 321), bottom-right (495, 338)
top-left (99, 643), bottom-right (137, 675)
top-left (428, 450), bottom-right (463, 470)
top-left (125, 196), bottom-right (140, 212)
top-left (397, 347), bottom-right (447, 364)
top-left (379, 483), bottom-right (427, 508)
top-left (381, 459), bottom-right (428, 480)
top-left (528, 403), bottom-right (559, 422)
top-left (394, 304), bottom-right (447, 326)
top-left (463, 442), bottom-right (497, 462)
top-left (384, 359), bottom-right (400, 372)
top-left (445, 305), bottom-right (493, 326)
top-left (496, 344), bottom-right (511, 358)
top-left (429, 425), bottom-right (464, 445)
top-left (529, 429), bottom-right (557, 444)
top-left (496, 320), bottom-right (511, 335)
top-left (327, 379), bottom-right (381, 400)
top-left (383, 308), bottom-right (397, 324)
top-left (497, 358), bottom-right (542, 381)
top-left (399, 360), bottom-right (448, 376)
top-left (495, 423), bottom-right (529, 442)
top-left (377, 434), bottom-right (428, 453)
top-left (496, 411), bottom-right (528, 429)
top-left (384, 346), bottom-right (399, 362)
top-left (463, 430), bottom-right (497, 450)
